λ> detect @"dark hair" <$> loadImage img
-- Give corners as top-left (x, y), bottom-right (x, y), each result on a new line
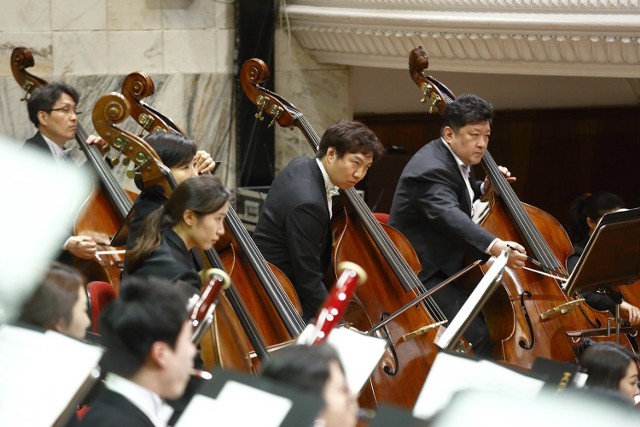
top-left (126, 174), bottom-right (230, 271)
top-left (441, 94), bottom-right (494, 135)
top-left (134, 131), bottom-right (199, 191)
top-left (260, 343), bottom-right (344, 398)
top-left (568, 191), bottom-right (625, 244)
top-left (99, 276), bottom-right (188, 378)
top-left (27, 82), bottom-right (80, 128)
top-left (580, 342), bottom-right (638, 392)
top-left (18, 262), bottom-right (85, 330)
top-left (316, 120), bottom-right (385, 162)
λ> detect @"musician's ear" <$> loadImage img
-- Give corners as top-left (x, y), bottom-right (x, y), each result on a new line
top-left (37, 110), bottom-right (48, 126)
top-left (442, 126), bottom-right (455, 144)
top-left (326, 147), bottom-right (336, 162)
top-left (586, 216), bottom-right (598, 231)
top-left (183, 209), bottom-right (195, 226)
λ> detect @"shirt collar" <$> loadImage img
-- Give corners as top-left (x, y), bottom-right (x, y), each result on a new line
top-left (41, 132), bottom-right (72, 161)
top-left (105, 373), bottom-right (174, 427)
top-left (315, 158), bottom-right (339, 196)
top-left (440, 137), bottom-right (467, 169)
top-left (440, 137), bottom-right (471, 181)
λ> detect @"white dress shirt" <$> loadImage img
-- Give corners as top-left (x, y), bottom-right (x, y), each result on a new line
top-left (104, 373), bottom-right (174, 427)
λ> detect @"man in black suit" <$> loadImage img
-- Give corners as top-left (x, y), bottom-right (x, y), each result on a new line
top-left (253, 120), bottom-right (385, 321)
top-left (388, 94), bottom-right (527, 357)
top-left (24, 82), bottom-right (105, 262)
top-left (78, 276), bottom-right (196, 427)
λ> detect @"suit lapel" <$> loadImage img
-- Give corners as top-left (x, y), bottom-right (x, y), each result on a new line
top-left (434, 139), bottom-right (474, 215)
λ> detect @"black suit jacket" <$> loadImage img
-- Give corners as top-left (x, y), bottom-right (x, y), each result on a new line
top-left (253, 156), bottom-right (332, 320)
top-left (24, 131), bottom-right (55, 154)
top-left (77, 388), bottom-right (155, 427)
top-left (124, 227), bottom-right (201, 291)
top-left (389, 138), bottom-right (495, 286)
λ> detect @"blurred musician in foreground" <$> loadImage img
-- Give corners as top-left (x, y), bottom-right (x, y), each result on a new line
top-left (253, 120), bottom-right (385, 321)
top-left (126, 131), bottom-right (216, 248)
top-left (24, 82), bottom-right (106, 263)
top-left (261, 344), bottom-right (359, 427)
top-left (567, 191), bottom-right (640, 326)
top-left (124, 174), bottom-right (230, 291)
top-left (18, 261), bottom-right (91, 340)
top-left (78, 276), bottom-right (196, 427)
top-left (388, 94), bottom-right (527, 357)
top-left (580, 342), bottom-right (640, 405)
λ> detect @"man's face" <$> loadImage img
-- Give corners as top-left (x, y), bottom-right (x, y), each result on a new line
top-left (324, 147), bottom-right (374, 190)
top-left (37, 93), bottom-right (79, 146)
top-left (443, 120), bottom-right (490, 166)
top-left (161, 321), bottom-right (197, 400)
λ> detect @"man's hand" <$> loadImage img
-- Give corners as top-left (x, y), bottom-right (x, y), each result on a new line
top-left (483, 165), bottom-right (516, 194)
top-left (491, 239), bottom-right (527, 269)
top-left (86, 134), bottom-right (107, 150)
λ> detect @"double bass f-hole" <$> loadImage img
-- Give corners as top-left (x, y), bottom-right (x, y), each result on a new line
top-left (519, 290), bottom-right (534, 350)
top-left (377, 313), bottom-right (400, 377)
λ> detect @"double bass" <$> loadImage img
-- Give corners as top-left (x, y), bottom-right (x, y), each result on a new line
top-left (240, 58), bottom-right (469, 409)
top-left (92, 92), bottom-right (263, 372)
top-left (118, 71), bottom-right (308, 352)
top-left (11, 47), bottom-right (134, 292)
top-left (408, 46), bottom-right (636, 365)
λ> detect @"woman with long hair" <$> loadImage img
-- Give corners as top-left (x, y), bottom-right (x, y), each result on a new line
top-left (124, 174), bottom-right (230, 290)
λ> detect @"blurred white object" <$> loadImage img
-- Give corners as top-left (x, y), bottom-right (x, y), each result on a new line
top-left (0, 135), bottom-right (91, 324)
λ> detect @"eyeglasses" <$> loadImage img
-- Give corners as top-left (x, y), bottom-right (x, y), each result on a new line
top-left (48, 106), bottom-right (82, 116)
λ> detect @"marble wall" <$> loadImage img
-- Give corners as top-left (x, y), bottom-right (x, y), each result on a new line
top-left (273, 28), bottom-right (351, 170)
top-left (0, 1), bottom-right (351, 189)
top-left (0, 0), bottom-right (235, 190)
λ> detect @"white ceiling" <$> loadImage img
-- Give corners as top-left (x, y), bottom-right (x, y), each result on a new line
top-left (351, 66), bottom-right (640, 113)
top-left (285, 0), bottom-right (640, 112)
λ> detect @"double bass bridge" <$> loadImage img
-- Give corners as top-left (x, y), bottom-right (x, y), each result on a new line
top-left (539, 298), bottom-right (585, 320)
top-left (401, 320), bottom-right (447, 342)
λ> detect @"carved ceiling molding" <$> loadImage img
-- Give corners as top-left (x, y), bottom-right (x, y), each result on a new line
top-left (288, 0), bottom-right (640, 12)
top-left (283, 1), bottom-right (640, 77)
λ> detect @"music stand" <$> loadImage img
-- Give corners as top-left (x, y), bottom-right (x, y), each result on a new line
top-left (435, 249), bottom-right (508, 351)
top-left (563, 207), bottom-right (640, 342)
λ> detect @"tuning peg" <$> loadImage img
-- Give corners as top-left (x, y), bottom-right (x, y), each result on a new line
top-left (122, 157), bottom-right (131, 166)
top-left (126, 169), bottom-right (136, 179)
top-left (110, 157), bottom-right (120, 166)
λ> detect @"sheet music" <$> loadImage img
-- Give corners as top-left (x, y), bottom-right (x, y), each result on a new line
top-left (0, 325), bottom-right (104, 427)
top-left (296, 325), bottom-right (387, 393)
top-left (412, 352), bottom-right (544, 419)
top-left (176, 381), bottom-right (293, 427)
